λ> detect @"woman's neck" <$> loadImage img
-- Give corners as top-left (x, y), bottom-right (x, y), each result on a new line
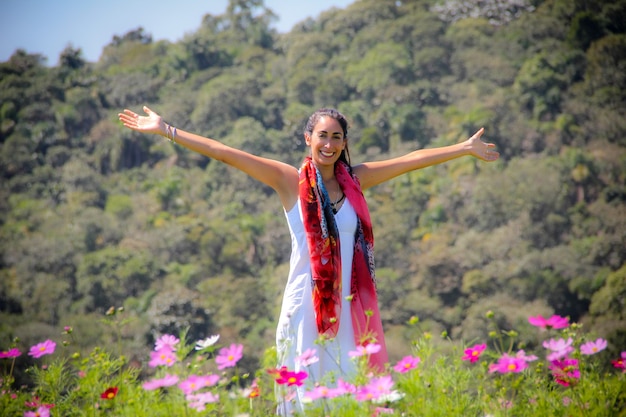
top-left (314, 162), bottom-right (336, 183)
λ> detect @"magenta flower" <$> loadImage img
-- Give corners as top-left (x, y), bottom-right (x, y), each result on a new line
top-left (142, 374), bottom-right (180, 390)
top-left (24, 407), bottom-right (50, 417)
top-left (155, 334), bottom-right (180, 351)
top-left (580, 338), bottom-right (607, 355)
top-left (549, 357), bottom-right (580, 387)
top-left (0, 348), bottom-right (22, 359)
top-left (348, 343), bottom-right (381, 358)
top-left (393, 355), bottom-right (421, 373)
top-left (215, 343), bottom-right (243, 370)
top-left (461, 343), bottom-right (487, 363)
top-left (148, 346), bottom-right (177, 367)
top-left (28, 340), bottom-right (56, 359)
top-left (488, 354), bottom-right (528, 374)
top-left (543, 338), bottom-right (574, 361)
top-left (528, 314), bottom-right (569, 329)
top-left (275, 368), bottom-right (308, 386)
top-left (296, 348), bottom-right (319, 366)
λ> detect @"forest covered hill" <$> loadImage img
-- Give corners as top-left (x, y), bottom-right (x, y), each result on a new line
top-left (1, 0), bottom-right (625, 377)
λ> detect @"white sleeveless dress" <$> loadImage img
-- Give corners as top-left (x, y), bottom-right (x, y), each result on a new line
top-left (276, 198), bottom-right (358, 415)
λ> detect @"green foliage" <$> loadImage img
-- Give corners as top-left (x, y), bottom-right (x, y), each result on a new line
top-left (1, 312), bottom-right (624, 416)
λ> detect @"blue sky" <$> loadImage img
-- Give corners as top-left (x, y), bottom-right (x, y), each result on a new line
top-left (1, 0), bottom-right (354, 65)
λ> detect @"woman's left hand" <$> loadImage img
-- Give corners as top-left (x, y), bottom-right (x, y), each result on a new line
top-left (467, 128), bottom-right (500, 162)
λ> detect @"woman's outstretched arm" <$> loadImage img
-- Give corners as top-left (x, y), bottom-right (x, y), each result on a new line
top-left (118, 106), bottom-right (299, 209)
top-left (353, 128), bottom-right (500, 190)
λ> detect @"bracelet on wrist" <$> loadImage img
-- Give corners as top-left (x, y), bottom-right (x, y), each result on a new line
top-left (164, 123), bottom-right (177, 143)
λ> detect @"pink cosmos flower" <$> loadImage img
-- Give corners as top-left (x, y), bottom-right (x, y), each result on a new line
top-left (0, 348), bottom-right (22, 358)
top-left (336, 378), bottom-right (356, 395)
top-left (580, 338), bottom-right (607, 355)
top-left (275, 368), bottom-right (308, 387)
top-left (186, 391), bottom-right (219, 412)
top-left (355, 385), bottom-right (378, 402)
top-left (543, 338), bottom-right (574, 361)
top-left (142, 374), bottom-right (180, 390)
top-left (367, 375), bottom-right (394, 397)
top-left (373, 407), bottom-right (395, 416)
top-left (393, 355), bottom-right (421, 373)
top-left (24, 407), bottom-right (50, 417)
top-left (515, 349), bottom-right (538, 362)
top-left (215, 343), bottom-right (243, 370)
top-left (354, 376), bottom-right (393, 402)
top-left (348, 343), bottom-right (382, 358)
top-left (28, 340), bottom-right (56, 359)
top-left (296, 348), bottom-right (319, 367)
top-left (148, 346), bottom-right (177, 367)
top-left (461, 343), bottom-right (487, 363)
top-left (549, 357), bottom-right (580, 387)
top-left (155, 334), bottom-right (180, 351)
top-left (488, 354), bottom-right (528, 374)
top-left (305, 385), bottom-right (340, 400)
top-left (528, 314), bottom-right (569, 329)
top-left (178, 374), bottom-right (220, 395)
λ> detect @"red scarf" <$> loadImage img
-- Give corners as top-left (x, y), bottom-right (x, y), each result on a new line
top-left (299, 157), bottom-right (388, 371)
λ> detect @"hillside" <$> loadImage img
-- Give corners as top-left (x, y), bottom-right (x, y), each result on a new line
top-left (1, 0), bottom-right (624, 375)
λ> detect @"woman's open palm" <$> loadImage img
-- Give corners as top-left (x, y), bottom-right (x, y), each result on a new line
top-left (467, 128), bottom-right (500, 162)
top-left (118, 106), bottom-right (164, 135)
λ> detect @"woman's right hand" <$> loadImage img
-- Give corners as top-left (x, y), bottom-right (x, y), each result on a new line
top-left (118, 106), bottom-right (166, 136)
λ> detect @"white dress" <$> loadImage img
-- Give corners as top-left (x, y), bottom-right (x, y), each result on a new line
top-left (276, 198), bottom-right (358, 415)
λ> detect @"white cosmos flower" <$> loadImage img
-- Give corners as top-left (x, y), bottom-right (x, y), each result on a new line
top-left (373, 390), bottom-right (405, 404)
top-left (195, 335), bottom-right (220, 350)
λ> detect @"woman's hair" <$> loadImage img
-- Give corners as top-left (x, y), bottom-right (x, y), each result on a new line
top-left (304, 108), bottom-right (352, 168)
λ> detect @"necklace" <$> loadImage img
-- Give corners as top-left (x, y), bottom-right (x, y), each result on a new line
top-left (330, 193), bottom-right (345, 214)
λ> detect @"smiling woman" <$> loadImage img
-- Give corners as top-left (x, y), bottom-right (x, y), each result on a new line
top-left (118, 104), bottom-right (499, 414)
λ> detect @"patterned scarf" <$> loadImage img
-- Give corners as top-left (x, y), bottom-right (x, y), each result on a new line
top-left (299, 157), bottom-right (388, 371)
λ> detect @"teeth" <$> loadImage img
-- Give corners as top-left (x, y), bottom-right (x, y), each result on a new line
top-left (321, 151), bottom-right (335, 157)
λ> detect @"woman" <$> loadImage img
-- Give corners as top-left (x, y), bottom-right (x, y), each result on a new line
top-left (118, 106), bottom-right (499, 413)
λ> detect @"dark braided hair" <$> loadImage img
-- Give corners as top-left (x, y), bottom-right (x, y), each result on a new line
top-left (304, 108), bottom-right (352, 170)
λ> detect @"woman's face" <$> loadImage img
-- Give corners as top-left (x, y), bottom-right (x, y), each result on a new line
top-left (305, 116), bottom-right (346, 168)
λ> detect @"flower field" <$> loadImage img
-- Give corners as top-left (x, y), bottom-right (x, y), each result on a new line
top-left (1, 311), bottom-right (624, 416)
